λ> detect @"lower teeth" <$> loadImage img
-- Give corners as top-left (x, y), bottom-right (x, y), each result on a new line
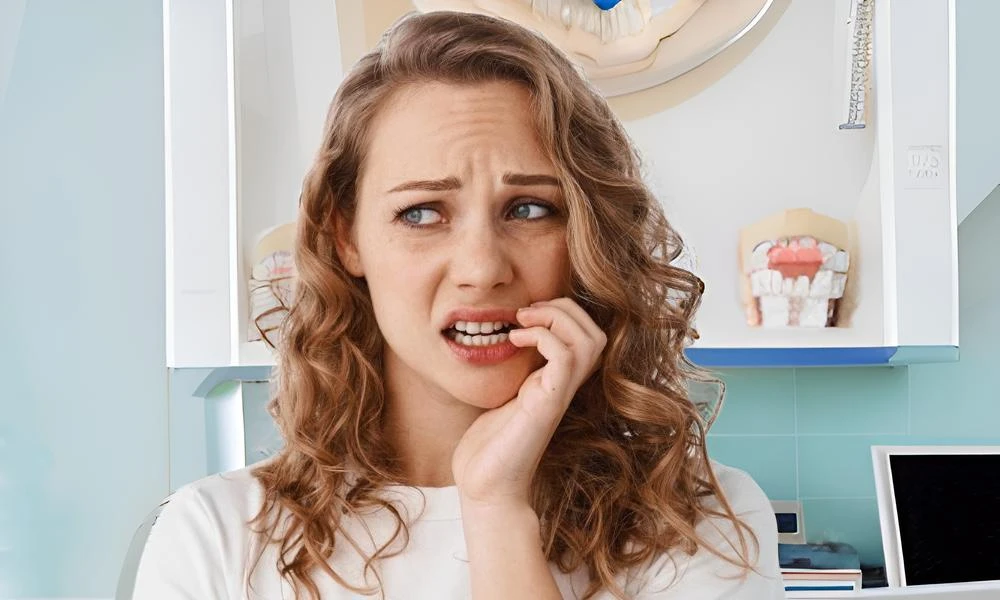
top-left (451, 331), bottom-right (510, 347)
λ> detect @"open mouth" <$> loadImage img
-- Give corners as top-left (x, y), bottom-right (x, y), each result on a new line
top-left (443, 320), bottom-right (518, 347)
top-left (746, 236), bottom-right (850, 327)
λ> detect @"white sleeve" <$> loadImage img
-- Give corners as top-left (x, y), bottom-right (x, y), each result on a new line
top-left (633, 467), bottom-right (785, 599)
top-left (131, 486), bottom-right (230, 600)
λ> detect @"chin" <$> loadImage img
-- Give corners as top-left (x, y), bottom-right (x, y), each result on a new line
top-left (452, 381), bottom-right (521, 410)
top-left (448, 362), bottom-right (537, 410)
top-left (463, 393), bottom-right (517, 411)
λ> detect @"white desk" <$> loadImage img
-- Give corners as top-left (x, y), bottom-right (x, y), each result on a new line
top-left (842, 581), bottom-right (1000, 598)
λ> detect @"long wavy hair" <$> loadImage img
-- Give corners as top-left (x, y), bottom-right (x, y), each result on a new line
top-left (250, 10), bottom-right (755, 600)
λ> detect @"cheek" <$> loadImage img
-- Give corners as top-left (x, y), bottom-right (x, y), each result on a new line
top-left (524, 235), bottom-right (572, 296)
top-left (363, 246), bottom-right (437, 336)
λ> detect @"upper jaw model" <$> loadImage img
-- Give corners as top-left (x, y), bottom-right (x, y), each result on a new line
top-left (411, 0), bottom-right (774, 96)
top-left (412, 0), bottom-right (706, 73)
top-left (739, 209), bottom-right (852, 329)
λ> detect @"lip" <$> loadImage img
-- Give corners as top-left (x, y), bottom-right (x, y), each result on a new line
top-left (444, 335), bottom-right (521, 365)
top-left (440, 306), bottom-right (525, 365)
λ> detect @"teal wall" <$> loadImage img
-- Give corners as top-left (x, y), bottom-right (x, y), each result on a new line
top-left (0, 1), bottom-right (168, 597)
top-left (708, 189), bottom-right (1000, 567)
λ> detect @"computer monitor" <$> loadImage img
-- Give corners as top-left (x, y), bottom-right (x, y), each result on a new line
top-left (872, 445), bottom-right (1000, 588)
top-left (859, 580), bottom-right (1000, 599)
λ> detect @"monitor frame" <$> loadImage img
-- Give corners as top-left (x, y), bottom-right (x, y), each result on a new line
top-left (871, 445), bottom-right (1000, 588)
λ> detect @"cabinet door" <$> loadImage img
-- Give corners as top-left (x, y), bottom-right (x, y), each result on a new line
top-left (165, 0), bottom-right (343, 368)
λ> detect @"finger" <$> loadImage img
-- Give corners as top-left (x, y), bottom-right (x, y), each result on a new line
top-left (544, 298), bottom-right (608, 375)
top-left (519, 301), bottom-right (606, 375)
top-left (530, 297), bottom-right (607, 350)
top-left (516, 305), bottom-right (591, 352)
top-left (508, 326), bottom-right (573, 368)
top-left (507, 326), bottom-right (575, 393)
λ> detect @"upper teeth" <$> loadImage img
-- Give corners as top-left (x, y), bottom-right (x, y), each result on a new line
top-left (453, 321), bottom-right (510, 334)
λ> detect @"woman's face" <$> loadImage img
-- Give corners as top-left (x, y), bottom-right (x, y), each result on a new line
top-left (340, 80), bottom-right (572, 410)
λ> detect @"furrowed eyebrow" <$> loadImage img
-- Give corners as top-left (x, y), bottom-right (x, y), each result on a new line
top-left (388, 177), bottom-right (462, 193)
top-left (502, 173), bottom-right (560, 187)
top-left (386, 173), bottom-right (559, 193)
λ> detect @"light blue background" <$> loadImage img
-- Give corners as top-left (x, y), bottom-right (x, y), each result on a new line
top-left (0, 1), bottom-right (167, 597)
top-left (1, 0), bottom-right (997, 596)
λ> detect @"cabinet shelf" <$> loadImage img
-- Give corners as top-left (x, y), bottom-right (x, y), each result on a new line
top-left (189, 344), bottom-right (960, 390)
top-left (685, 345), bottom-right (958, 368)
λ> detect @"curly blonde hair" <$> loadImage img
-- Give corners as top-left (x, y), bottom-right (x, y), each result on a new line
top-left (250, 10), bottom-right (755, 600)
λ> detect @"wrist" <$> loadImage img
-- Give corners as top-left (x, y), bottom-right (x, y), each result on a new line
top-left (460, 499), bottom-right (540, 535)
top-left (457, 487), bottom-right (532, 513)
top-left (460, 499), bottom-right (560, 600)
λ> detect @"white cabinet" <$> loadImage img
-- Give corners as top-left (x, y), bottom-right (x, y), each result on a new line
top-left (165, 0), bottom-right (342, 368)
top-left (612, 0), bottom-right (958, 367)
top-left (164, 0), bottom-right (958, 369)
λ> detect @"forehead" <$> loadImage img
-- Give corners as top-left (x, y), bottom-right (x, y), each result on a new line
top-left (378, 79), bottom-right (538, 132)
top-left (360, 80), bottom-right (553, 182)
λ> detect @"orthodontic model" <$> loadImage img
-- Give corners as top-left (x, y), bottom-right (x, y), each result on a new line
top-left (521, 0), bottom-right (704, 48)
top-left (739, 209), bottom-right (852, 328)
top-left (248, 223), bottom-right (297, 348)
top-left (412, 0), bottom-right (706, 75)
top-left (411, 0), bottom-right (775, 96)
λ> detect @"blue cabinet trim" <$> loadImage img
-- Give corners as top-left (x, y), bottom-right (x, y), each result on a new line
top-left (686, 345), bottom-right (959, 368)
top-left (685, 347), bottom-right (897, 368)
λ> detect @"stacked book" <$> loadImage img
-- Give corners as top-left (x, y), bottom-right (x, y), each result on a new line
top-left (783, 567), bottom-right (863, 597)
top-left (779, 542), bottom-right (863, 598)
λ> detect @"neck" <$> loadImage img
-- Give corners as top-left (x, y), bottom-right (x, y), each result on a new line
top-left (382, 351), bottom-right (484, 488)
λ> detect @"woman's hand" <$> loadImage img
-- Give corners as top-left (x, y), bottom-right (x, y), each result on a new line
top-left (451, 297), bottom-right (607, 511)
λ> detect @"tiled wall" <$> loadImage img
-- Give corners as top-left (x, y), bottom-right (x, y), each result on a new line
top-left (707, 189), bottom-right (1000, 567)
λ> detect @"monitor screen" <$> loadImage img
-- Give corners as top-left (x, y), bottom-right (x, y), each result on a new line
top-left (888, 453), bottom-right (1000, 586)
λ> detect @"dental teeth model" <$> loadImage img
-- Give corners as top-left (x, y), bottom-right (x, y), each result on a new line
top-left (413, 0), bottom-right (707, 77)
top-left (412, 0), bottom-right (777, 96)
top-left (739, 209), bottom-right (852, 328)
top-left (528, 0), bottom-right (654, 44)
top-left (248, 223), bottom-right (297, 348)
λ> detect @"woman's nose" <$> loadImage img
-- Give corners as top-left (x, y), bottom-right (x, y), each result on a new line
top-left (449, 219), bottom-right (514, 292)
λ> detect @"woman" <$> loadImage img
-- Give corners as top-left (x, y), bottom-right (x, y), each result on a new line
top-left (134, 10), bottom-right (782, 600)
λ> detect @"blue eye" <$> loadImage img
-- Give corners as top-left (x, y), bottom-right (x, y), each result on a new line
top-left (399, 207), bottom-right (442, 226)
top-left (510, 202), bottom-right (551, 220)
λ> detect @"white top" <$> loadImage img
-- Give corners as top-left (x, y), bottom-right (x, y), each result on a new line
top-left (133, 461), bottom-right (783, 599)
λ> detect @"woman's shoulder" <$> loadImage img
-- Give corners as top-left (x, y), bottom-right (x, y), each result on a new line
top-left (131, 464), bottom-right (269, 597)
top-left (624, 461), bottom-right (784, 599)
top-left (181, 463), bottom-right (264, 497)
top-left (707, 460), bottom-right (773, 515)
top-left (166, 463), bottom-right (266, 521)
top-left (697, 461), bottom-right (778, 560)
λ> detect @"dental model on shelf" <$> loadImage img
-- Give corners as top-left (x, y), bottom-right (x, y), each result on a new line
top-left (519, 0), bottom-right (705, 49)
top-left (739, 209), bottom-right (852, 329)
top-left (411, 0), bottom-right (772, 96)
top-left (247, 223), bottom-right (297, 349)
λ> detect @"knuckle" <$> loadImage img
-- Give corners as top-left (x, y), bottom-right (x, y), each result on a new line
top-left (555, 345), bottom-right (574, 364)
top-left (598, 332), bottom-right (608, 348)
